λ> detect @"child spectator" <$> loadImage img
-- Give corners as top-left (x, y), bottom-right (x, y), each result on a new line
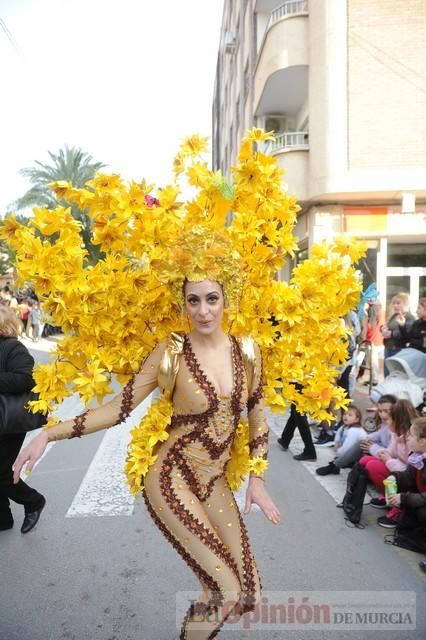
top-left (316, 405), bottom-right (366, 475)
top-left (361, 399), bottom-right (418, 527)
top-left (359, 394), bottom-right (397, 458)
top-left (384, 417), bottom-right (426, 530)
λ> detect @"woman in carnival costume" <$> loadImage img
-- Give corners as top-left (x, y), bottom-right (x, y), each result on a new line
top-left (7, 129), bottom-right (364, 638)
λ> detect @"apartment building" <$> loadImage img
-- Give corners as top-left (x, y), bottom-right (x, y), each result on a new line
top-left (212, 0), bottom-right (426, 311)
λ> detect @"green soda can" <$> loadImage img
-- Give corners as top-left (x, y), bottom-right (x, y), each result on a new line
top-left (383, 475), bottom-right (398, 505)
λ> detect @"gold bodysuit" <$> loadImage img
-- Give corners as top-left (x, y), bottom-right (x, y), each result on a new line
top-left (46, 334), bottom-right (269, 639)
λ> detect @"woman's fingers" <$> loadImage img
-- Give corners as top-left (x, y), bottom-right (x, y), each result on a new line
top-left (25, 452), bottom-right (38, 475)
top-left (263, 507), bottom-right (280, 524)
top-left (257, 496), bottom-right (281, 524)
top-left (244, 493), bottom-right (252, 514)
top-left (13, 450), bottom-right (28, 483)
top-left (13, 432), bottom-right (48, 483)
top-left (265, 505), bottom-right (281, 525)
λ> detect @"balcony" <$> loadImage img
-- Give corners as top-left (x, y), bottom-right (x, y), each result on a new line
top-left (266, 131), bottom-right (309, 202)
top-left (266, 131), bottom-right (309, 152)
top-left (268, 0), bottom-right (309, 27)
top-left (255, 0), bottom-right (307, 14)
top-left (254, 3), bottom-right (308, 117)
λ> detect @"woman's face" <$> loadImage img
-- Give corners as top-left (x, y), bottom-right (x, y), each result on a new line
top-left (392, 298), bottom-right (405, 314)
top-left (377, 402), bottom-right (392, 424)
top-left (184, 280), bottom-right (224, 336)
top-left (416, 303), bottom-right (426, 320)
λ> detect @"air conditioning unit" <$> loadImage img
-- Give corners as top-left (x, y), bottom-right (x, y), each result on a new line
top-left (224, 31), bottom-right (236, 53)
top-left (265, 116), bottom-right (288, 134)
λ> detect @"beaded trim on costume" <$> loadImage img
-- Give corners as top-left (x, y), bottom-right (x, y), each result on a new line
top-left (159, 444), bottom-right (241, 584)
top-left (247, 377), bottom-right (263, 413)
top-left (183, 335), bottom-right (219, 413)
top-left (118, 375), bottom-right (135, 422)
top-left (143, 490), bottom-right (221, 595)
top-left (70, 411), bottom-right (88, 439)
top-left (236, 502), bottom-right (258, 612)
top-left (249, 432), bottom-right (269, 457)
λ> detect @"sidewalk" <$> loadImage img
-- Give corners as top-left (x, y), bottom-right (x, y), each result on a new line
top-left (267, 380), bottom-right (380, 507)
top-left (19, 334), bottom-right (60, 353)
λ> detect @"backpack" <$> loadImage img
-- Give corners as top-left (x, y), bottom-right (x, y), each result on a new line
top-left (386, 510), bottom-right (426, 554)
top-left (341, 463), bottom-right (369, 525)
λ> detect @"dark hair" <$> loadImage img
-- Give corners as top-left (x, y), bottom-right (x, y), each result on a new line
top-left (377, 394), bottom-right (397, 405)
top-left (412, 417), bottom-right (426, 440)
top-left (390, 400), bottom-right (418, 437)
top-left (375, 394), bottom-right (397, 426)
top-left (345, 404), bottom-right (362, 424)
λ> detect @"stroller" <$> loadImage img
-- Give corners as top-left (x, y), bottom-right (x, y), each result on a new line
top-left (371, 348), bottom-right (426, 413)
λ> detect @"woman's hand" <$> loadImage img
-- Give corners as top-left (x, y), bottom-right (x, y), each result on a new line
top-left (380, 325), bottom-right (392, 339)
top-left (388, 493), bottom-right (401, 506)
top-left (395, 314), bottom-right (406, 326)
top-left (244, 477), bottom-right (281, 524)
top-left (13, 429), bottom-right (49, 483)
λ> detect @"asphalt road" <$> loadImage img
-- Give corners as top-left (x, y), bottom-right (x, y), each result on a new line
top-left (0, 339), bottom-right (424, 640)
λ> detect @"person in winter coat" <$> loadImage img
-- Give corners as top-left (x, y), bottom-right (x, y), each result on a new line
top-left (397, 297), bottom-right (426, 353)
top-left (380, 293), bottom-right (415, 375)
top-left (0, 308), bottom-right (46, 533)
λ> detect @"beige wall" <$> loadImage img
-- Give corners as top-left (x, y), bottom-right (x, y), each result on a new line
top-left (274, 150), bottom-right (309, 203)
top-left (308, 0), bottom-right (348, 199)
top-left (348, 0), bottom-right (426, 170)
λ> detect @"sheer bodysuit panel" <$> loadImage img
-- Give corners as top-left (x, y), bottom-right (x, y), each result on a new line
top-left (45, 335), bottom-right (269, 639)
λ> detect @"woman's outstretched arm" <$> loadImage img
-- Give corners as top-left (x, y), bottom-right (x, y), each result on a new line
top-left (243, 341), bottom-right (280, 524)
top-left (13, 342), bottom-right (166, 481)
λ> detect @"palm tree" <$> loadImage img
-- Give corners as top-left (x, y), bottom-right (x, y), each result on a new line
top-left (14, 146), bottom-right (106, 263)
top-left (0, 214), bottom-right (29, 275)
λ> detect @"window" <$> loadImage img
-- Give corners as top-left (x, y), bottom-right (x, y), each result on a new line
top-left (387, 243), bottom-right (426, 268)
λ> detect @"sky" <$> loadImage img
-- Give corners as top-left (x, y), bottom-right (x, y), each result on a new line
top-left (0, 0), bottom-right (224, 213)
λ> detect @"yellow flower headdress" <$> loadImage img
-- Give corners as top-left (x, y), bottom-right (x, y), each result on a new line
top-left (152, 225), bottom-right (244, 309)
top-left (1, 129), bottom-right (365, 493)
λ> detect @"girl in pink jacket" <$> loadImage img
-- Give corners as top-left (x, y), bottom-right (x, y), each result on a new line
top-left (360, 400), bottom-right (419, 527)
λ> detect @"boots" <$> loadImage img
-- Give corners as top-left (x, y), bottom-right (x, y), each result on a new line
top-left (316, 460), bottom-right (340, 476)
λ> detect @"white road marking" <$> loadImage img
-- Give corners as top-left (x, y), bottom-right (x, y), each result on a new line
top-left (65, 395), bottom-right (152, 518)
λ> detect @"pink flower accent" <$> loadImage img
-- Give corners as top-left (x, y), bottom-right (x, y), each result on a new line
top-left (145, 194), bottom-right (160, 208)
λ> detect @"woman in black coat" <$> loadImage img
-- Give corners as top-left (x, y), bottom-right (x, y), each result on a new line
top-left (0, 307), bottom-right (46, 533)
top-left (397, 297), bottom-right (426, 353)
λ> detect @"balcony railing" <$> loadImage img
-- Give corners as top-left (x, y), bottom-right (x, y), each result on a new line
top-left (268, 0), bottom-right (309, 29)
top-left (266, 131), bottom-right (309, 154)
